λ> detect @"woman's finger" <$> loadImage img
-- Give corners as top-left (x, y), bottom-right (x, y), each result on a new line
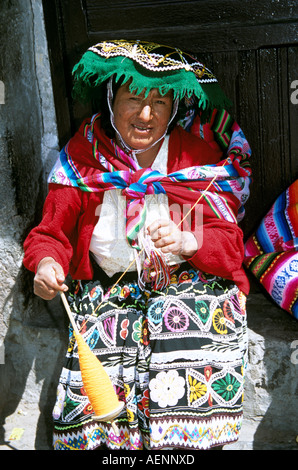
top-left (148, 219), bottom-right (176, 240)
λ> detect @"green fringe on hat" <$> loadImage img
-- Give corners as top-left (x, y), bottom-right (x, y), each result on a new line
top-left (72, 50), bottom-right (232, 120)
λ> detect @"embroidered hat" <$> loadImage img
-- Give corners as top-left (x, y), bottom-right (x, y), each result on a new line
top-left (72, 39), bottom-right (231, 120)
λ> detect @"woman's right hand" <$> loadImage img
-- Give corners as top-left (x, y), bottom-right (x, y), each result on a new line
top-left (34, 257), bottom-right (68, 300)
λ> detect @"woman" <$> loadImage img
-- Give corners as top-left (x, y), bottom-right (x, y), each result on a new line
top-left (23, 40), bottom-right (251, 450)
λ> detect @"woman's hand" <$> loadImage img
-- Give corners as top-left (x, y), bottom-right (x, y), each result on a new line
top-left (34, 257), bottom-right (68, 300)
top-left (147, 219), bottom-right (198, 257)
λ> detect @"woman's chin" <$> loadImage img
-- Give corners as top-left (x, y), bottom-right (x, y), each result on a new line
top-left (130, 135), bottom-right (160, 151)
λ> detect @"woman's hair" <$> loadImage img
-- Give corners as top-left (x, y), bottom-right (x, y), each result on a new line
top-left (94, 76), bottom-right (182, 139)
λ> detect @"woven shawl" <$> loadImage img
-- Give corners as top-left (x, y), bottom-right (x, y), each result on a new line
top-left (244, 180), bottom-right (298, 319)
top-left (48, 110), bottom-right (251, 252)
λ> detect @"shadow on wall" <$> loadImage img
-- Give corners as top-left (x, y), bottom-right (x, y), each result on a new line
top-left (0, 268), bottom-right (69, 450)
top-left (0, 0), bottom-right (66, 450)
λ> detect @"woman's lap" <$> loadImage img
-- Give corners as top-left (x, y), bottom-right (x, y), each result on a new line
top-left (53, 264), bottom-right (248, 450)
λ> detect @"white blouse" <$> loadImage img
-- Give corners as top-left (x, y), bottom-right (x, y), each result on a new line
top-left (89, 136), bottom-right (184, 277)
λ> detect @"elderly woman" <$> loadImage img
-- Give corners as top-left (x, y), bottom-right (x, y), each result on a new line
top-left (23, 40), bottom-right (251, 450)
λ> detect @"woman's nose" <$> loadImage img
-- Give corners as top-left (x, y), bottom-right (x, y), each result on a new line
top-left (138, 103), bottom-right (152, 121)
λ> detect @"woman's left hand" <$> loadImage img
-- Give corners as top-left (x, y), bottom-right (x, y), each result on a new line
top-left (147, 219), bottom-right (198, 257)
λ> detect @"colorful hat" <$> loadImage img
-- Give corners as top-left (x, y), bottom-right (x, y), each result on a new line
top-left (72, 39), bottom-right (232, 120)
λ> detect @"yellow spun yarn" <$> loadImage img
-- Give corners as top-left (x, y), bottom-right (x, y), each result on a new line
top-left (75, 333), bottom-right (120, 417)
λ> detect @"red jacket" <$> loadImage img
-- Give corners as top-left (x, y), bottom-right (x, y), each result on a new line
top-left (23, 126), bottom-right (249, 294)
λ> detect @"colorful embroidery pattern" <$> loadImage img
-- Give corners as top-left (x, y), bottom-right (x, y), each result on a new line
top-left (244, 179), bottom-right (298, 319)
top-left (53, 264), bottom-right (247, 450)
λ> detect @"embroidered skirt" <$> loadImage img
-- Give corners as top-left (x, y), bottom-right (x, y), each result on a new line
top-left (52, 263), bottom-right (248, 450)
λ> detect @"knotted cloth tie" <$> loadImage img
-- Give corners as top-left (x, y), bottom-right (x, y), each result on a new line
top-left (121, 168), bottom-right (166, 249)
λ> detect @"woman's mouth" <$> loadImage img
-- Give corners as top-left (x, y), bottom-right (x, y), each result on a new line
top-left (132, 124), bottom-right (152, 133)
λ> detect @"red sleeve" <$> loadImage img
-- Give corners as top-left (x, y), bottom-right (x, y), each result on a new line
top-left (168, 189), bottom-right (246, 282)
top-left (186, 218), bottom-right (249, 294)
top-left (23, 185), bottom-right (82, 276)
top-left (186, 217), bottom-right (245, 278)
top-left (167, 126), bottom-right (249, 293)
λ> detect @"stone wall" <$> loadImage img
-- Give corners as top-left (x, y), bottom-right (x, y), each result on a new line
top-left (0, 0), bottom-right (64, 448)
top-left (230, 293), bottom-right (298, 450)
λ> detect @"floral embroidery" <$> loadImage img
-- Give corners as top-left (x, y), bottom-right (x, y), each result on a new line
top-left (103, 316), bottom-right (116, 342)
top-left (188, 269), bottom-right (199, 282)
top-left (231, 292), bottom-right (246, 316)
top-left (132, 319), bottom-right (142, 342)
top-left (83, 402), bottom-right (93, 415)
top-left (238, 291), bottom-right (247, 315)
top-left (178, 271), bottom-right (192, 283)
top-left (88, 286), bottom-right (101, 301)
top-left (212, 308), bottom-right (228, 334)
top-left (198, 271), bottom-right (209, 283)
top-left (204, 365), bottom-right (212, 381)
top-left (132, 318), bottom-right (149, 345)
top-left (62, 396), bottom-right (80, 419)
top-left (188, 375), bottom-right (207, 403)
top-left (109, 285), bottom-right (121, 297)
top-left (223, 299), bottom-right (235, 323)
top-left (120, 286), bottom-right (130, 298)
top-left (129, 283), bottom-right (141, 299)
top-left (123, 383), bottom-right (130, 400)
top-left (164, 307), bottom-right (189, 332)
top-left (195, 300), bottom-right (209, 323)
top-left (149, 370), bottom-right (185, 407)
top-left (170, 273), bottom-right (178, 284)
top-left (212, 373), bottom-right (241, 401)
top-left (204, 366), bottom-right (213, 406)
top-left (147, 300), bottom-right (164, 324)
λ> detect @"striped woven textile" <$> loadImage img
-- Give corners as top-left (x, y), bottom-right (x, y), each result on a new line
top-left (244, 180), bottom-right (298, 319)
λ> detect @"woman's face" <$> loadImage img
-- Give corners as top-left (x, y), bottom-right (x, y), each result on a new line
top-left (112, 82), bottom-right (173, 151)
